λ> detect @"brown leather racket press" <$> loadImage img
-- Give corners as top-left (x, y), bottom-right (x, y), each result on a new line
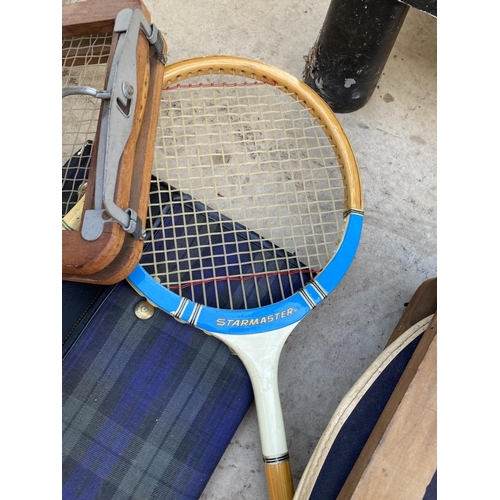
top-left (62, 5), bottom-right (364, 500)
top-left (62, 0), bottom-right (166, 284)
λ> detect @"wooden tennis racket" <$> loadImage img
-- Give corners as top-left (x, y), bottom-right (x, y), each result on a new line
top-left (127, 56), bottom-right (364, 500)
top-left (62, 195), bottom-right (86, 231)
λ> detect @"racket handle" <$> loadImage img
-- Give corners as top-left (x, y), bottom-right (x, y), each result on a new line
top-left (62, 194), bottom-right (85, 231)
top-left (265, 460), bottom-right (294, 500)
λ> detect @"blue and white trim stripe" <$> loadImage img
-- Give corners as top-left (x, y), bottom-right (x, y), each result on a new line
top-left (309, 280), bottom-right (327, 300)
top-left (128, 212), bottom-right (363, 336)
top-left (301, 279), bottom-right (328, 307)
top-left (188, 303), bottom-right (203, 326)
top-left (299, 289), bottom-right (317, 310)
top-left (173, 297), bottom-right (190, 320)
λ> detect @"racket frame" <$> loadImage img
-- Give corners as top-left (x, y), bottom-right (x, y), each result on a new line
top-left (129, 212), bottom-right (362, 335)
top-left (128, 56), bottom-right (364, 500)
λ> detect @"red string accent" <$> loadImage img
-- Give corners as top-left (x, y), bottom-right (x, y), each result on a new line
top-left (163, 81), bottom-right (278, 91)
top-left (168, 268), bottom-right (321, 290)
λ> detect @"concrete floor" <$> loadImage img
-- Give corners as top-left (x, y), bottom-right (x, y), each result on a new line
top-left (142, 1), bottom-right (437, 498)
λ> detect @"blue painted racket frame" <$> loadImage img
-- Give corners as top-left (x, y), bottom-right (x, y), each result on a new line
top-left (128, 212), bottom-right (363, 335)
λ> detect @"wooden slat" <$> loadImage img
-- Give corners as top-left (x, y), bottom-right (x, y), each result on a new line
top-left (337, 314), bottom-right (437, 500)
top-left (386, 277), bottom-right (437, 347)
top-left (62, 0), bottom-right (149, 38)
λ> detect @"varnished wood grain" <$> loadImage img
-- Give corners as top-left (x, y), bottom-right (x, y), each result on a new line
top-left (264, 460), bottom-right (295, 500)
top-left (386, 277), bottom-right (437, 347)
top-left (62, 0), bottom-right (149, 38)
top-left (161, 56), bottom-right (363, 214)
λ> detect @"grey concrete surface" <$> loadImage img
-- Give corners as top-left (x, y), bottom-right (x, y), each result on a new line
top-left (144, 1), bottom-right (437, 498)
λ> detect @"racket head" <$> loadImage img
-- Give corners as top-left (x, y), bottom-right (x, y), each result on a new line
top-left (128, 56), bottom-right (363, 334)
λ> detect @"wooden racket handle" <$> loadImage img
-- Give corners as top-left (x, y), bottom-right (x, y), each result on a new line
top-left (62, 194), bottom-right (85, 231)
top-left (265, 460), bottom-right (294, 500)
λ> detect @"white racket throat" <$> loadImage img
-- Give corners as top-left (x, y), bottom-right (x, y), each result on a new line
top-left (210, 323), bottom-right (298, 460)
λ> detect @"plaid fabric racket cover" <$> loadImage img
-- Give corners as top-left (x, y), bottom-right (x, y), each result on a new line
top-left (62, 281), bottom-right (252, 499)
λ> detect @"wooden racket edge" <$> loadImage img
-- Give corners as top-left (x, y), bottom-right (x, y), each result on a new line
top-left (161, 55), bottom-right (363, 214)
top-left (62, 195), bottom-right (86, 231)
top-left (293, 314), bottom-right (434, 500)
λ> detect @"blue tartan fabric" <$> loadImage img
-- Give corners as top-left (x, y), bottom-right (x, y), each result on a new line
top-left (62, 282), bottom-right (253, 499)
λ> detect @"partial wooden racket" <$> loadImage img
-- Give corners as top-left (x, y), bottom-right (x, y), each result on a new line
top-left (62, 195), bottom-right (86, 231)
top-left (127, 56), bottom-right (364, 500)
top-left (293, 315), bottom-right (435, 500)
top-left (62, 180), bottom-right (88, 231)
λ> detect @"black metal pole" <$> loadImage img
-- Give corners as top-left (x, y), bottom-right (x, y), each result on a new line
top-left (304, 0), bottom-right (410, 113)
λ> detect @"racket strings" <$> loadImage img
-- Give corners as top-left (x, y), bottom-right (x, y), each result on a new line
top-left (143, 71), bottom-right (348, 309)
top-left (144, 186), bottom-right (312, 310)
top-left (62, 33), bottom-right (112, 215)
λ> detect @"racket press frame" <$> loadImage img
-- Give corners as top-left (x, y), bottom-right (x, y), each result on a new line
top-left (62, 0), bottom-right (166, 284)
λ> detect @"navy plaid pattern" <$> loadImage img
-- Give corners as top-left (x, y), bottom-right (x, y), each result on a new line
top-left (63, 282), bottom-right (253, 499)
